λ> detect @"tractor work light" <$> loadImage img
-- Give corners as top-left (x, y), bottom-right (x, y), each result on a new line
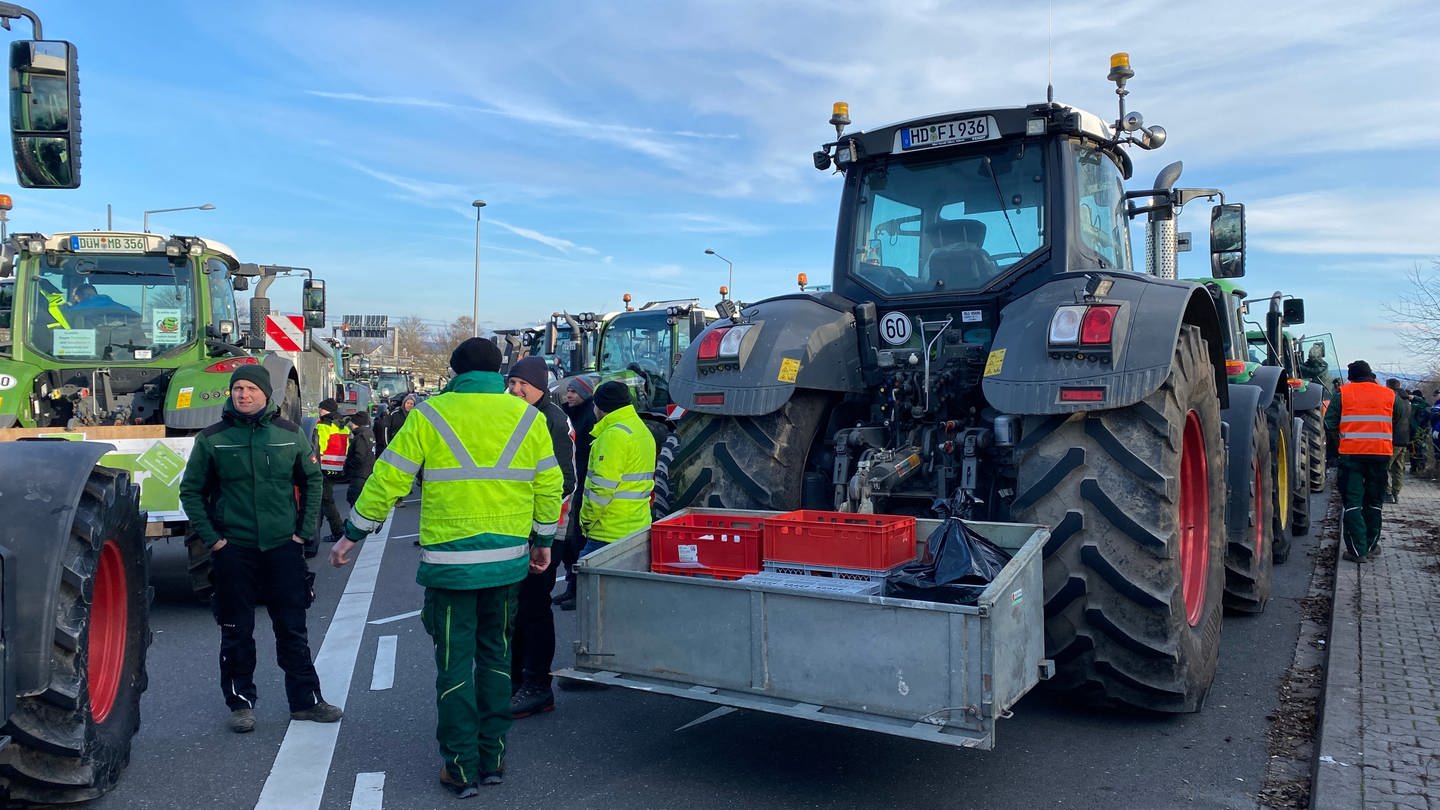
top-left (16, 233), bottom-right (45, 254)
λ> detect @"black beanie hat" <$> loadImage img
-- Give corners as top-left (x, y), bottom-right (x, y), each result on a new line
top-left (450, 338), bottom-right (504, 375)
top-left (318, 397), bottom-right (339, 414)
top-left (507, 356), bottom-right (550, 392)
top-left (592, 381), bottom-right (632, 413)
top-left (348, 411), bottom-right (370, 427)
top-left (230, 364), bottom-right (273, 401)
top-left (1347, 360), bottom-right (1374, 381)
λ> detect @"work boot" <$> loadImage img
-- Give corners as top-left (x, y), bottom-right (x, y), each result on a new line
top-left (229, 708), bottom-right (255, 733)
top-left (291, 701), bottom-right (344, 723)
top-left (1341, 548), bottom-right (1364, 563)
top-left (1368, 541), bottom-right (1383, 558)
top-left (439, 765), bottom-right (479, 799)
top-left (480, 772), bottom-right (504, 787)
top-left (511, 684), bottom-right (555, 719)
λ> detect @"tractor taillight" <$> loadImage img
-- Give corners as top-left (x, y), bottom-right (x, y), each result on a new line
top-left (1080, 305), bottom-right (1119, 345)
top-left (1048, 306), bottom-right (1086, 345)
top-left (697, 328), bottom-right (728, 360)
top-left (1059, 386), bottom-right (1107, 402)
top-left (205, 356), bottom-right (259, 374)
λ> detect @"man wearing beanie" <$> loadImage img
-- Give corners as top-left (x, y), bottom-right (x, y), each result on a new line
top-left (179, 363), bottom-right (343, 734)
top-left (578, 381), bottom-right (656, 558)
top-left (311, 398), bottom-right (351, 550)
top-left (1326, 360), bottom-right (1406, 561)
top-left (504, 356), bottom-right (576, 719)
top-left (342, 411), bottom-right (376, 508)
top-left (331, 337), bottom-right (562, 797)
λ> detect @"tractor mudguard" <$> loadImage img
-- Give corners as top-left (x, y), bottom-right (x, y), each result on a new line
top-left (983, 273), bottom-right (1227, 414)
top-left (164, 363), bottom-right (232, 430)
top-left (1238, 364), bottom-right (1290, 409)
top-left (671, 293), bottom-right (864, 416)
top-left (0, 439), bottom-right (114, 695)
top-left (0, 358), bottom-right (44, 427)
top-left (1220, 383), bottom-right (1266, 531)
top-left (1291, 380), bottom-right (1324, 412)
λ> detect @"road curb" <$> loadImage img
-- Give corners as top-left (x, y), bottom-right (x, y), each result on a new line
top-left (1310, 517), bottom-right (1363, 808)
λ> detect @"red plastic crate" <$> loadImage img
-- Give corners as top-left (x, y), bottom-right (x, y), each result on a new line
top-left (762, 510), bottom-right (917, 571)
top-left (650, 512), bottom-right (763, 579)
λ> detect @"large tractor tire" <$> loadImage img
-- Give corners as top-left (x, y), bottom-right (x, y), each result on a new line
top-left (657, 392), bottom-right (830, 514)
top-left (652, 433), bottom-right (681, 520)
top-left (1290, 416), bottom-right (1312, 539)
top-left (1011, 325), bottom-right (1226, 713)
top-left (1221, 403), bottom-right (1274, 614)
top-left (185, 532), bottom-right (215, 605)
top-left (1264, 397), bottom-right (1295, 565)
top-left (0, 467), bottom-right (151, 805)
top-left (1301, 407), bottom-right (1326, 491)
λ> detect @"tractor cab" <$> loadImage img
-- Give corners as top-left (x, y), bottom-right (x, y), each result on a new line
top-left (597, 299), bottom-right (714, 415)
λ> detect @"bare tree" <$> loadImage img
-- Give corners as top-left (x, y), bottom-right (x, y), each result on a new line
top-left (1385, 259), bottom-right (1440, 358)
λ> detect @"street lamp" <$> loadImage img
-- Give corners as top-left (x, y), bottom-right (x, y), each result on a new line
top-left (704, 249), bottom-right (733, 300)
top-left (143, 203), bottom-right (215, 233)
top-left (472, 200), bottom-right (486, 338)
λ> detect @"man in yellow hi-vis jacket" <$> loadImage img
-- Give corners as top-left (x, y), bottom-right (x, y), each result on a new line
top-left (329, 338), bottom-right (562, 798)
top-left (578, 381), bottom-right (656, 557)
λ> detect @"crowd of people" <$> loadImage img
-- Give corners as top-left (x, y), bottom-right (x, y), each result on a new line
top-left (179, 339), bottom-right (656, 800)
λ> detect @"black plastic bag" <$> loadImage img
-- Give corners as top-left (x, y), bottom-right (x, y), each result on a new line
top-left (885, 515), bottom-right (1012, 605)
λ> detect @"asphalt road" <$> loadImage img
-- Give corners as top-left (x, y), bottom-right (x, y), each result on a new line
top-left (93, 485), bottom-right (1327, 810)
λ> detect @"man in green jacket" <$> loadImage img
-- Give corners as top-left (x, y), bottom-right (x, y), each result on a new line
top-left (330, 338), bottom-right (562, 798)
top-left (578, 381), bottom-right (656, 557)
top-left (178, 363), bottom-right (342, 734)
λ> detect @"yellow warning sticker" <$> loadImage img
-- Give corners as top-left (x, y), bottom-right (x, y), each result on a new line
top-left (983, 348), bottom-right (1006, 377)
top-left (778, 357), bottom-right (801, 383)
top-left (176, 387), bottom-right (194, 409)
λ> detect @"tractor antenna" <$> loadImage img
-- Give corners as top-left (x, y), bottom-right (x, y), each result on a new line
top-left (1046, 0), bottom-right (1054, 103)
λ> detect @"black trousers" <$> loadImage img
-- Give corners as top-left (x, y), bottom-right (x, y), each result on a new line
top-left (558, 491), bottom-right (584, 593)
top-left (511, 554), bottom-right (559, 690)
top-left (319, 476), bottom-right (345, 538)
top-left (213, 541), bottom-right (324, 712)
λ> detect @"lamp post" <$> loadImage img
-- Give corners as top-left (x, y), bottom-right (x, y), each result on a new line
top-left (472, 200), bottom-right (486, 337)
top-left (142, 203), bottom-right (215, 233)
top-left (704, 248), bottom-right (733, 300)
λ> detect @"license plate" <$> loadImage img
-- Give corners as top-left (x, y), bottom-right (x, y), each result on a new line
top-left (899, 115), bottom-right (997, 150)
top-left (70, 234), bottom-right (149, 253)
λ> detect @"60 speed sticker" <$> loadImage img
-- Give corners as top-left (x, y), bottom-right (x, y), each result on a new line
top-left (0, 374), bottom-right (16, 390)
top-left (880, 311), bottom-right (912, 345)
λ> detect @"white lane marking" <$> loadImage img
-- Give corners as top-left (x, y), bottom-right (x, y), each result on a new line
top-left (350, 772), bottom-right (385, 810)
top-left (390, 533), bottom-right (419, 539)
top-left (370, 636), bottom-right (397, 691)
top-left (368, 609), bottom-right (420, 625)
top-left (255, 520), bottom-right (390, 809)
top-left (675, 706), bottom-right (737, 731)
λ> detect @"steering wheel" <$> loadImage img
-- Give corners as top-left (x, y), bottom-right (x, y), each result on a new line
top-left (857, 263), bottom-right (921, 294)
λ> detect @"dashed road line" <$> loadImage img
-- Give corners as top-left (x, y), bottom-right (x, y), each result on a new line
top-left (370, 635), bottom-right (397, 691)
top-left (368, 609), bottom-right (421, 625)
top-left (349, 772), bottom-right (385, 810)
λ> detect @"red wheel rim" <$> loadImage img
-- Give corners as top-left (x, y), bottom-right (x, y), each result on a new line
top-left (1253, 453), bottom-right (1266, 559)
top-left (88, 540), bottom-right (128, 724)
top-left (1179, 411), bottom-right (1210, 627)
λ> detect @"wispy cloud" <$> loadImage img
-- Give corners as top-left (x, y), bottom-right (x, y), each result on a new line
top-left (489, 219), bottom-right (599, 257)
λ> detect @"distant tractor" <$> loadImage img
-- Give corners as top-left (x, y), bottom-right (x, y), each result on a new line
top-left (661, 54), bottom-right (1259, 712)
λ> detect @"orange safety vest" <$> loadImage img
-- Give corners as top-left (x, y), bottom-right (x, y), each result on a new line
top-left (315, 421), bottom-right (351, 473)
top-left (1337, 382), bottom-right (1394, 456)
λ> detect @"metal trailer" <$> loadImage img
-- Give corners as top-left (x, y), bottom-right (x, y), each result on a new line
top-left (557, 511), bottom-right (1049, 750)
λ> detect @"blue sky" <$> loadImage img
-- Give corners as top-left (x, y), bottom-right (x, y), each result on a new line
top-left (5, 1), bottom-right (1438, 372)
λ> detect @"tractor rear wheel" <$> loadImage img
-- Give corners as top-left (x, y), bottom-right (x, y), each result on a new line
top-left (657, 392), bottom-right (830, 514)
top-left (652, 433), bottom-right (680, 520)
top-left (1222, 404), bottom-right (1274, 614)
top-left (1301, 408), bottom-right (1326, 491)
top-left (1290, 419), bottom-right (1312, 539)
top-left (0, 467), bottom-right (151, 804)
top-left (1012, 325), bottom-right (1225, 713)
top-left (1265, 398), bottom-right (1294, 564)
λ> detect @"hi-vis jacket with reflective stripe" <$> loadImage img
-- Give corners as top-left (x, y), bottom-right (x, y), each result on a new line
top-left (579, 403), bottom-right (656, 543)
top-left (350, 372), bottom-right (563, 590)
top-left (314, 419), bottom-right (351, 474)
top-left (1326, 381), bottom-right (1402, 457)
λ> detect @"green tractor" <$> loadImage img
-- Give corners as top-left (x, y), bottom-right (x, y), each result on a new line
top-left (1243, 298), bottom-right (1330, 494)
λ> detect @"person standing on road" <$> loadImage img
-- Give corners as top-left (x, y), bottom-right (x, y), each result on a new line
top-left (330, 338), bottom-right (562, 798)
top-left (1383, 378), bottom-right (1412, 503)
top-left (311, 398), bottom-right (350, 550)
top-left (1407, 389), bottom-right (1434, 479)
top-left (178, 364), bottom-right (343, 734)
top-left (1327, 361), bottom-right (1405, 561)
top-left (343, 410), bottom-right (377, 509)
top-left (554, 378), bottom-right (596, 610)
top-left (504, 357), bottom-right (577, 719)
top-left (578, 381), bottom-right (656, 558)
top-left (382, 394), bottom-right (419, 508)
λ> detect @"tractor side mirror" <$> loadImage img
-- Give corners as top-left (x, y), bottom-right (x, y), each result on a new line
top-left (303, 279), bottom-right (326, 328)
top-left (231, 275), bottom-right (249, 291)
top-left (544, 321), bottom-right (558, 355)
top-left (1209, 203), bottom-right (1245, 279)
top-left (689, 309), bottom-right (708, 339)
top-left (9, 40), bottom-right (81, 189)
top-left (1282, 298), bottom-right (1305, 326)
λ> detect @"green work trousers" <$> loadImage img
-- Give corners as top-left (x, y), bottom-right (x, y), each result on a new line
top-left (1338, 455), bottom-right (1389, 557)
top-left (1387, 446), bottom-right (1409, 497)
top-left (421, 582), bottom-right (520, 783)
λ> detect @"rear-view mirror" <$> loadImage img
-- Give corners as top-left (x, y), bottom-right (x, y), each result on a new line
top-left (1210, 203), bottom-right (1245, 279)
top-left (303, 278), bottom-right (326, 328)
top-left (1283, 298), bottom-right (1305, 326)
top-left (9, 40), bottom-right (80, 189)
top-left (544, 321), bottom-right (558, 355)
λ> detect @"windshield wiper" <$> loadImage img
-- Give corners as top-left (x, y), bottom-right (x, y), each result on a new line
top-left (980, 155), bottom-right (1024, 255)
